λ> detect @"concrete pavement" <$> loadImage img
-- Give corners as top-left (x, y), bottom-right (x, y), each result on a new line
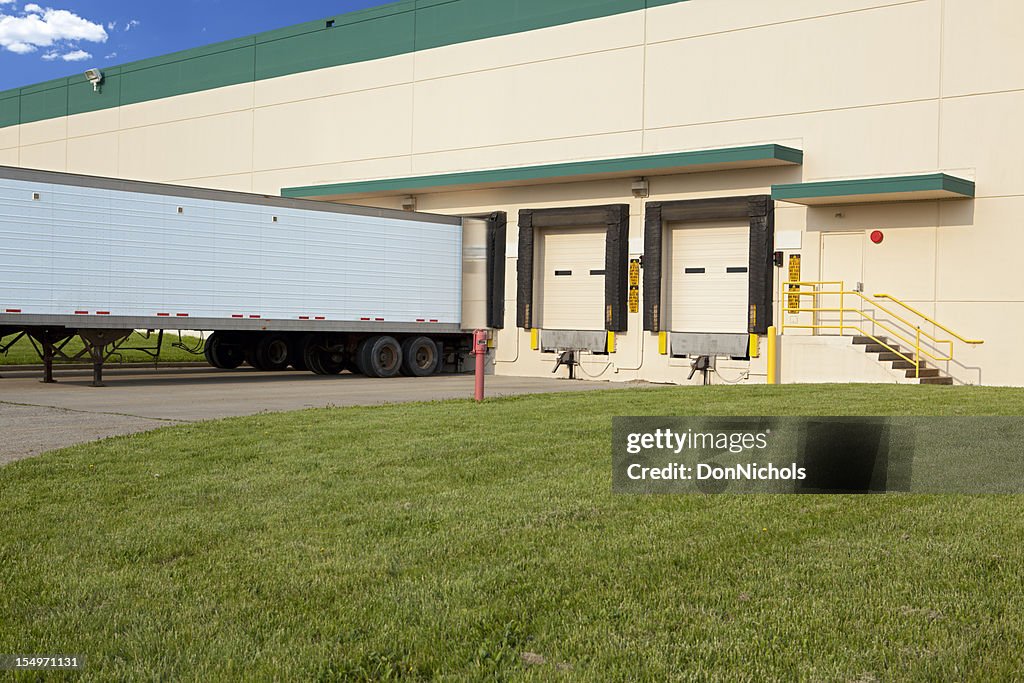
top-left (0, 367), bottom-right (643, 464)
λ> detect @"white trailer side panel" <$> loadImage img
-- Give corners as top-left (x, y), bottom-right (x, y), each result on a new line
top-left (0, 176), bottom-right (462, 324)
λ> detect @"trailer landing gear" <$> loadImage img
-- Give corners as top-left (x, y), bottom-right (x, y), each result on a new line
top-left (25, 328), bottom-right (76, 384)
top-left (78, 329), bottom-right (134, 387)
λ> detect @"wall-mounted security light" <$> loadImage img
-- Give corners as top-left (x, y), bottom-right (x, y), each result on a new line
top-left (401, 196), bottom-right (417, 211)
top-left (631, 178), bottom-right (650, 199)
top-left (84, 68), bottom-right (104, 92)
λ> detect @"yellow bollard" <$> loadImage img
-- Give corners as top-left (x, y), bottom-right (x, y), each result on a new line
top-left (767, 325), bottom-right (778, 385)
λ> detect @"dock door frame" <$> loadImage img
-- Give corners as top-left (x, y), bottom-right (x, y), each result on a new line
top-left (643, 195), bottom-right (774, 335)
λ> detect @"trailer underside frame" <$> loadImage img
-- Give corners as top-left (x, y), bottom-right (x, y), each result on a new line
top-left (0, 316), bottom-right (471, 386)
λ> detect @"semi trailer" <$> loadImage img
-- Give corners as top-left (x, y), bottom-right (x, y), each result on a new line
top-left (0, 166), bottom-right (504, 385)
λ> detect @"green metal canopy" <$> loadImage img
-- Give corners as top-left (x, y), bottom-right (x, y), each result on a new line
top-left (772, 173), bottom-right (975, 206)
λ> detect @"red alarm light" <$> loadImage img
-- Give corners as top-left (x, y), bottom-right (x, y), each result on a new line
top-left (870, 230), bottom-right (884, 244)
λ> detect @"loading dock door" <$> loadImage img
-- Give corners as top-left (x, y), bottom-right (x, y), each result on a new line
top-left (536, 227), bottom-right (605, 330)
top-left (666, 221), bottom-right (750, 333)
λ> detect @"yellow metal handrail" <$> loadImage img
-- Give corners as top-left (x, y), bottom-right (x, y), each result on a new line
top-left (779, 280), bottom-right (983, 379)
top-left (873, 293), bottom-right (985, 345)
top-left (784, 282), bottom-right (955, 358)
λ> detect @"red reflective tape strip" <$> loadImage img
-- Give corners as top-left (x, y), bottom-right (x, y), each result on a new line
top-left (176, 313), bottom-right (189, 317)
top-left (5, 308), bottom-right (21, 313)
top-left (430, 319), bottom-right (439, 323)
top-left (97, 311), bottom-right (110, 315)
top-left (360, 317), bottom-right (371, 321)
top-left (375, 318), bottom-right (384, 321)
top-left (249, 315), bottom-right (261, 319)
top-left (157, 313), bottom-right (170, 317)
top-left (299, 316), bottom-right (310, 320)
top-left (315, 316), bottom-right (326, 320)
top-left (231, 314), bottom-right (243, 318)
top-left (75, 311), bottom-right (88, 315)
top-left (416, 319), bottom-right (425, 322)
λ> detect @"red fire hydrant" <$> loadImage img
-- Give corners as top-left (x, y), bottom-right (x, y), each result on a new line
top-left (473, 329), bottom-right (488, 402)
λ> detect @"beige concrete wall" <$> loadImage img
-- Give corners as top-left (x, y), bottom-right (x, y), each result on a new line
top-left (2, 0), bottom-right (1021, 384)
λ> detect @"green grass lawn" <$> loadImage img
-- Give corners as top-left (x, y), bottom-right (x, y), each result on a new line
top-left (0, 331), bottom-right (205, 365)
top-left (2, 385), bottom-right (1023, 681)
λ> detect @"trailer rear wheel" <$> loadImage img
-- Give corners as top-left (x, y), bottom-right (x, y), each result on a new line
top-left (249, 334), bottom-right (291, 371)
top-left (358, 335), bottom-right (402, 378)
top-left (354, 337), bottom-right (374, 376)
top-left (400, 336), bottom-right (439, 377)
top-left (204, 332), bottom-right (245, 369)
top-left (302, 334), bottom-right (344, 375)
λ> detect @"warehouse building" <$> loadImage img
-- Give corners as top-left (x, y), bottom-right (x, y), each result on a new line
top-left (0, 0), bottom-right (1018, 385)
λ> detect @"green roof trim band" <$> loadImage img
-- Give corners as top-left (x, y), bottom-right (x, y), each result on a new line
top-left (0, 0), bottom-right (691, 130)
top-left (772, 174), bottom-right (976, 205)
top-left (281, 144), bottom-right (803, 198)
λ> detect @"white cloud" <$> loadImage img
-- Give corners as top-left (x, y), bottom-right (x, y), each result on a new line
top-left (106, 20), bottom-right (115, 31)
top-left (60, 48), bottom-right (89, 61)
top-left (124, 18), bottom-right (139, 32)
top-left (41, 47), bottom-right (89, 61)
top-left (0, 0), bottom-right (15, 5)
top-left (104, 50), bottom-right (116, 60)
top-left (0, 5), bottom-right (107, 55)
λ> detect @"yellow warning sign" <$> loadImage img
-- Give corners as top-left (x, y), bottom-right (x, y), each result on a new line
top-left (628, 258), bottom-right (641, 313)
top-left (629, 259), bottom-right (640, 288)
top-left (628, 289), bottom-right (640, 314)
top-left (787, 254), bottom-right (801, 312)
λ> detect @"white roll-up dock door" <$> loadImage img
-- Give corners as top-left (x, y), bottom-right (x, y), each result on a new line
top-left (535, 226), bottom-right (605, 330)
top-left (666, 220), bottom-right (750, 333)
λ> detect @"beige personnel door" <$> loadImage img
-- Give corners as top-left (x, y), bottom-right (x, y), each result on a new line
top-left (818, 232), bottom-right (865, 335)
top-left (536, 227), bottom-right (605, 330)
top-left (666, 221), bottom-right (750, 333)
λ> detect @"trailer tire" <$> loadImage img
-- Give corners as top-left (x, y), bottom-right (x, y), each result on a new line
top-left (250, 334), bottom-right (291, 371)
top-left (354, 337), bottom-right (377, 376)
top-left (204, 332), bottom-right (244, 369)
top-left (359, 335), bottom-right (402, 378)
top-left (400, 336), bottom-right (439, 377)
top-left (302, 334), bottom-right (344, 375)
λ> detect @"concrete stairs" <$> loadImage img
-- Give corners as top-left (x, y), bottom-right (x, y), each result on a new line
top-left (852, 336), bottom-right (954, 385)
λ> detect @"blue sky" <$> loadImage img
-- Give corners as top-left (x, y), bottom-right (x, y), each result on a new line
top-left (0, 0), bottom-right (395, 91)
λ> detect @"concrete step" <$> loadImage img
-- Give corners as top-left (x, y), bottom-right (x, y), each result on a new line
top-left (877, 352), bottom-right (909, 362)
top-left (906, 367), bottom-right (941, 378)
top-left (865, 343), bottom-right (902, 354)
top-left (852, 336), bottom-right (888, 345)
top-left (919, 376), bottom-right (954, 385)
top-left (891, 360), bottom-right (926, 370)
